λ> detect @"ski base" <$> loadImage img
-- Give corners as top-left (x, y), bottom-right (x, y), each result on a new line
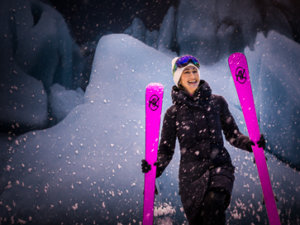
top-left (143, 83), bottom-right (164, 225)
top-left (228, 52), bottom-right (280, 225)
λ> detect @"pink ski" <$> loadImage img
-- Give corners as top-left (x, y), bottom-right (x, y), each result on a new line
top-left (143, 83), bottom-right (164, 225)
top-left (228, 53), bottom-right (280, 225)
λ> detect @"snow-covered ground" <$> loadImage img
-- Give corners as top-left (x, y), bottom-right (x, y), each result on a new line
top-left (0, 33), bottom-right (299, 224)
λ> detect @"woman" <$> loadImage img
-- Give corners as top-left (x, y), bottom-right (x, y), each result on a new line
top-left (142, 55), bottom-right (265, 225)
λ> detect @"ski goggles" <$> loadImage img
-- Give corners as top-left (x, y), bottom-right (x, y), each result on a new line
top-left (172, 55), bottom-right (200, 74)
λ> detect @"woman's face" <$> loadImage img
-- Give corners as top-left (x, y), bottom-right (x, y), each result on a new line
top-left (179, 66), bottom-right (200, 95)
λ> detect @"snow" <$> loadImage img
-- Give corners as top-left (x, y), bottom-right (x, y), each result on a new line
top-left (245, 31), bottom-right (300, 166)
top-left (0, 32), bottom-right (299, 224)
top-left (0, 66), bottom-right (48, 129)
top-left (0, 34), bottom-right (173, 224)
top-left (49, 84), bottom-right (84, 122)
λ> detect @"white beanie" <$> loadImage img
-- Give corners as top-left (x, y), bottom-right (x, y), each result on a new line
top-left (171, 57), bottom-right (200, 87)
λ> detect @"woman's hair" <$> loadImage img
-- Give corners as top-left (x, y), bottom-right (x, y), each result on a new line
top-left (178, 79), bottom-right (184, 90)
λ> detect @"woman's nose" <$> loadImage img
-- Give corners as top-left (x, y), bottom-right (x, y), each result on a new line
top-left (191, 72), bottom-right (198, 79)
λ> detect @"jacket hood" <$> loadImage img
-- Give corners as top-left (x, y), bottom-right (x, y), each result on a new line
top-left (171, 80), bottom-right (212, 106)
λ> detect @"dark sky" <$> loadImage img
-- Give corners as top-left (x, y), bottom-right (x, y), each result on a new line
top-left (46, 0), bottom-right (178, 45)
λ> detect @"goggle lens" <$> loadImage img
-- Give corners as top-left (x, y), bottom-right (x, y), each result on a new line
top-left (173, 55), bottom-right (200, 73)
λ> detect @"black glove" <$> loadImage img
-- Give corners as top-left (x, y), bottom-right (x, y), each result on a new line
top-left (141, 159), bottom-right (159, 195)
top-left (141, 159), bottom-right (151, 173)
top-left (245, 140), bottom-right (255, 152)
top-left (246, 134), bottom-right (266, 152)
top-left (257, 134), bottom-right (266, 149)
top-left (141, 159), bottom-right (163, 189)
top-left (141, 160), bottom-right (161, 174)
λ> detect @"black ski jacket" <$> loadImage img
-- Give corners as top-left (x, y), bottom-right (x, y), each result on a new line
top-left (156, 80), bottom-right (251, 197)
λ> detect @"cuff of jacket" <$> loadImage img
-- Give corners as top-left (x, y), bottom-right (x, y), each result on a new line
top-left (229, 134), bottom-right (251, 151)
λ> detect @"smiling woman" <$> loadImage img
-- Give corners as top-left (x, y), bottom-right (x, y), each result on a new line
top-left (171, 55), bottom-right (201, 95)
top-left (171, 55), bottom-right (200, 94)
top-left (142, 54), bottom-right (266, 225)
top-left (179, 66), bottom-right (200, 95)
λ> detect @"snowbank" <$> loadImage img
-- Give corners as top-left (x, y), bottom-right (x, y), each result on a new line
top-left (49, 84), bottom-right (84, 122)
top-left (0, 34), bottom-right (173, 224)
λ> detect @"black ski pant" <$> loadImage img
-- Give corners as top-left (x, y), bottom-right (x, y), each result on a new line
top-left (181, 189), bottom-right (228, 225)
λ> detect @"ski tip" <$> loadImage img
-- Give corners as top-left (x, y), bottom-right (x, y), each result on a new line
top-left (146, 83), bottom-right (164, 91)
top-left (228, 52), bottom-right (246, 65)
top-left (229, 52), bottom-right (244, 58)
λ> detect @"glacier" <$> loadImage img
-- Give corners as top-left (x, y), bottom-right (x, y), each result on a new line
top-left (0, 0), bottom-right (85, 131)
top-left (0, 0), bottom-right (300, 224)
top-left (0, 33), bottom-right (299, 224)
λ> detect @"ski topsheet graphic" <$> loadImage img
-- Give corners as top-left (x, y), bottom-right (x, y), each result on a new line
top-left (228, 53), bottom-right (281, 225)
top-left (143, 83), bottom-right (164, 225)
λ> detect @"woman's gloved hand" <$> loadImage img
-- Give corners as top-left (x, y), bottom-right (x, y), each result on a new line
top-left (141, 159), bottom-right (151, 173)
top-left (257, 134), bottom-right (266, 149)
top-left (246, 134), bottom-right (266, 152)
top-left (141, 159), bottom-right (159, 195)
top-left (141, 159), bottom-right (161, 174)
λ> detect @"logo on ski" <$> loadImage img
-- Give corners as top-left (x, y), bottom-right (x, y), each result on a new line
top-left (235, 66), bottom-right (247, 84)
top-left (149, 94), bottom-right (160, 111)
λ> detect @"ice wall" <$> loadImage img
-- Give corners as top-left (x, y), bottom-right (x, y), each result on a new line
top-left (125, 0), bottom-right (298, 64)
top-left (245, 31), bottom-right (300, 167)
top-left (0, 0), bottom-right (85, 131)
